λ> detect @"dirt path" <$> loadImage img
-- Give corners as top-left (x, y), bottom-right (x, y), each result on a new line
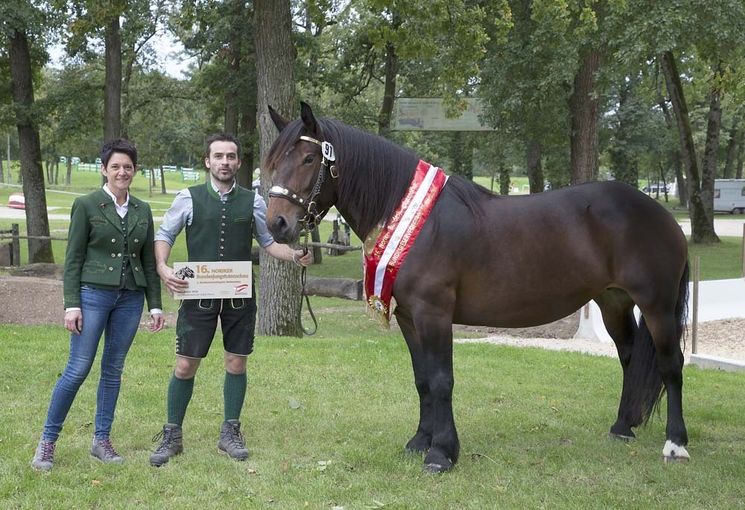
top-left (2, 271), bottom-right (743, 363)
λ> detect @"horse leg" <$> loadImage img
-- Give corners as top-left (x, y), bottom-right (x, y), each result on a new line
top-left (394, 307), bottom-right (433, 454)
top-left (642, 310), bottom-right (689, 462)
top-left (595, 290), bottom-right (641, 440)
top-left (411, 311), bottom-right (458, 473)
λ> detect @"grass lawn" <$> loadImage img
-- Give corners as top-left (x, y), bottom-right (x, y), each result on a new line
top-left (2, 172), bottom-right (745, 507)
top-left (1, 314), bottom-right (745, 508)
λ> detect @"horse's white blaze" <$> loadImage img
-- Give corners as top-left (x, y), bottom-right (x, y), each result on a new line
top-left (662, 440), bottom-right (690, 461)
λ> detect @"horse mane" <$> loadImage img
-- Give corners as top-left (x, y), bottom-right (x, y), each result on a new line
top-left (265, 115), bottom-right (494, 239)
top-left (322, 119), bottom-right (423, 237)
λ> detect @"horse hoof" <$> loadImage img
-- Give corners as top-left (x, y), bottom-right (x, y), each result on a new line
top-left (423, 450), bottom-right (453, 473)
top-left (424, 462), bottom-right (452, 473)
top-left (662, 440), bottom-right (690, 463)
top-left (608, 432), bottom-right (635, 442)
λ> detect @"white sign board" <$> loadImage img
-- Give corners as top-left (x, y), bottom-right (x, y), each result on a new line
top-left (172, 261), bottom-right (252, 300)
top-left (391, 98), bottom-right (494, 131)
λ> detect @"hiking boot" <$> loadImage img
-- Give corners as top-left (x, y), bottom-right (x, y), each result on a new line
top-left (149, 424), bottom-right (183, 467)
top-left (91, 438), bottom-right (124, 464)
top-left (31, 439), bottom-right (56, 472)
top-left (217, 420), bottom-right (249, 461)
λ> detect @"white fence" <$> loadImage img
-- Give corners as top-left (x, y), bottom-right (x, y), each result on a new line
top-left (575, 278), bottom-right (745, 343)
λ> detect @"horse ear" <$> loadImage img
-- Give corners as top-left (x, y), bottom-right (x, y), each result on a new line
top-left (268, 105), bottom-right (288, 132)
top-left (300, 102), bottom-right (320, 135)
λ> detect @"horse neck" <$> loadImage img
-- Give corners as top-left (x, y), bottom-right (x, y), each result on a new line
top-left (331, 127), bottom-right (418, 241)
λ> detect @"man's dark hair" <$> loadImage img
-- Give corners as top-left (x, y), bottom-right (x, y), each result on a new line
top-left (205, 133), bottom-right (241, 159)
top-left (101, 138), bottom-right (138, 167)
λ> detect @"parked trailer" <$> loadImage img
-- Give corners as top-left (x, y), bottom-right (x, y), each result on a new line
top-left (713, 179), bottom-right (745, 214)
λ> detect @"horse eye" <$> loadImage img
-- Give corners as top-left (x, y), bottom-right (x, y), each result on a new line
top-left (303, 155), bottom-right (314, 165)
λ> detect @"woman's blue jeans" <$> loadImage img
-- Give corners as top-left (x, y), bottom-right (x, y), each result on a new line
top-left (41, 286), bottom-right (144, 442)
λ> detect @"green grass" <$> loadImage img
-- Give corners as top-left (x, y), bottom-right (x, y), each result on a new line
top-left (687, 237), bottom-right (745, 280)
top-left (2, 313), bottom-right (745, 508)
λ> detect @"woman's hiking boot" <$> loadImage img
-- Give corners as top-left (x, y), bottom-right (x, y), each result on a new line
top-left (90, 438), bottom-right (124, 463)
top-left (149, 424), bottom-right (183, 467)
top-left (31, 439), bottom-right (56, 472)
top-left (217, 420), bottom-right (249, 461)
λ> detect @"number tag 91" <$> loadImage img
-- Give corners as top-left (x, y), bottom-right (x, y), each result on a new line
top-left (322, 141), bottom-right (336, 161)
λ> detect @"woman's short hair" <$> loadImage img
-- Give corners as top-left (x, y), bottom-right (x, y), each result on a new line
top-left (101, 139), bottom-right (138, 167)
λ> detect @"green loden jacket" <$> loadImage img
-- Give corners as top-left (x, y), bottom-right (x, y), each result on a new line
top-left (63, 188), bottom-right (161, 310)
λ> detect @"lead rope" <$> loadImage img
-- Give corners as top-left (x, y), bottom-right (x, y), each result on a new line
top-left (299, 231), bottom-right (318, 336)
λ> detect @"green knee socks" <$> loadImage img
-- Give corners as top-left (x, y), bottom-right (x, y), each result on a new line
top-left (224, 372), bottom-right (247, 421)
top-left (166, 372), bottom-right (246, 424)
top-left (167, 374), bottom-right (194, 426)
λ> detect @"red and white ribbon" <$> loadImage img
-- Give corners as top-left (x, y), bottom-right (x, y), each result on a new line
top-left (364, 160), bottom-right (448, 325)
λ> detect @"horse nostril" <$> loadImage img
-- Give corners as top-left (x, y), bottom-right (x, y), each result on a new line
top-left (271, 215), bottom-right (287, 234)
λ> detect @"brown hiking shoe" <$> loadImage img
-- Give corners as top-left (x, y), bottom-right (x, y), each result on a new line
top-left (217, 420), bottom-right (249, 461)
top-left (149, 424), bottom-right (183, 467)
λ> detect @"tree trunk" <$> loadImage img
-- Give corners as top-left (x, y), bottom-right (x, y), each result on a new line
top-left (160, 165), bottom-right (167, 194)
top-left (701, 76), bottom-right (722, 233)
top-left (657, 90), bottom-right (688, 207)
top-left (66, 158), bottom-right (72, 186)
top-left (224, 0), bottom-right (243, 135)
top-left (0, 152), bottom-right (4, 183)
top-left (660, 51), bottom-right (718, 243)
top-left (104, 16), bottom-right (122, 142)
top-left (568, 49), bottom-right (601, 184)
top-left (377, 41), bottom-right (398, 138)
top-left (499, 163), bottom-right (510, 195)
top-left (237, 98), bottom-right (257, 188)
top-left (737, 133), bottom-right (744, 179)
top-left (9, 29), bottom-right (54, 263)
top-left (449, 132), bottom-right (473, 179)
top-left (723, 120), bottom-right (740, 179)
top-left (255, 0), bottom-right (303, 337)
top-left (609, 77), bottom-right (638, 187)
top-left (526, 139), bottom-right (544, 194)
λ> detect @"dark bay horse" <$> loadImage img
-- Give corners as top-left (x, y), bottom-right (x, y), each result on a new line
top-left (264, 103), bottom-right (690, 472)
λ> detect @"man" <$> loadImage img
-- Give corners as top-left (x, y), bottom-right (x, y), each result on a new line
top-left (150, 133), bottom-right (312, 467)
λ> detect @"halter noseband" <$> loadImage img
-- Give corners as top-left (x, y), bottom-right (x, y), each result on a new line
top-left (268, 135), bottom-right (338, 231)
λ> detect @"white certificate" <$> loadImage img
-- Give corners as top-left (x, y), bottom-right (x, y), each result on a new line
top-left (172, 261), bottom-right (252, 300)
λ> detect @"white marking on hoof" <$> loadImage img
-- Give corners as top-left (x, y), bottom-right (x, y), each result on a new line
top-left (662, 440), bottom-right (690, 462)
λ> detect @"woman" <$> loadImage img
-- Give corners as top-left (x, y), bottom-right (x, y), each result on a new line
top-left (32, 139), bottom-right (165, 471)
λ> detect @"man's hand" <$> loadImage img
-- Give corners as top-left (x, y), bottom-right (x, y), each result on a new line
top-left (293, 249), bottom-right (314, 267)
top-left (157, 263), bottom-right (189, 296)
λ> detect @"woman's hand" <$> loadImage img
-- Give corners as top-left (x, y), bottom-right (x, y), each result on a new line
top-left (64, 310), bottom-right (83, 335)
top-left (149, 312), bottom-right (165, 332)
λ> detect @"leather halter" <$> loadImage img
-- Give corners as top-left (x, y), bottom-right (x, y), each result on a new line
top-left (268, 135), bottom-right (338, 232)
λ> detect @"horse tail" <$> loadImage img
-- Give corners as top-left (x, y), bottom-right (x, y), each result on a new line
top-left (626, 261), bottom-right (689, 426)
top-left (675, 261), bottom-right (690, 353)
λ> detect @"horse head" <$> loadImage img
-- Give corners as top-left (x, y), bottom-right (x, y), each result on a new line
top-left (265, 102), bottom-right (338, 244)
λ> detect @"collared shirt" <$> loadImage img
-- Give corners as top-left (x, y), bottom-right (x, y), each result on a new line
top-left (155, 178), bottom-right (275, 248)
top-left (102, 184), bottom-right (129, 218)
